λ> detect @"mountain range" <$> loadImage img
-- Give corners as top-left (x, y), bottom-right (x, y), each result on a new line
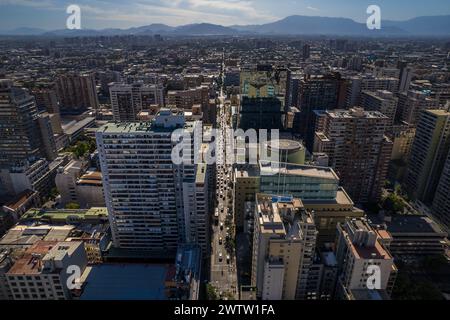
top-left (2, 15), bottom-right (450, 37)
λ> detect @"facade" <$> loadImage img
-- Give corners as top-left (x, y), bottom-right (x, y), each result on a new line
top-left (345, 75), bottom-right (399, 107)
top-left (432, 149), bottom-right (450, 229)
top-left (361, 90), bottom-right (398, 127)
top-left (0, 79), bottom-right (43, 169)
top-left (396, 90), bottom-right (438, 125)
top-left (167, 86), bottom-right (209, 110)
top-left (251, 194), bottom-right (317, 300)
top-left (97, 110), bottom-right (209, 256)
top-left (55, 73), bottom-right (99, 114)
top-left (110, 82), bottom-right (164, 122)
top-left (238, 97), bottom-right (284, 131)
top-left (314, 108), bottom-right (393, 204)
top-left (404, 109), bottom-right (450, 203)
top-left (335, 218), bottom-right (397, 299)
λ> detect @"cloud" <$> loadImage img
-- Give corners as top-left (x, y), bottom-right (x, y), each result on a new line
top-left (0, 0), bottom-right (56, 8)
top-left (306, 5), bottom-right (319, 11)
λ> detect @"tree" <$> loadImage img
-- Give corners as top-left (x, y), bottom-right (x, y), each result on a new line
top-left (206, 283), bottom-right (218, 300)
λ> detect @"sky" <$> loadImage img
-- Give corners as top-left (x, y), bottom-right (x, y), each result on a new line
top-left (0, 0), bottom-right (449, 31)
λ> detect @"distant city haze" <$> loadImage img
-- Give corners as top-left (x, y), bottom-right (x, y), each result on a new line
top-left (1, 0), bottom-right (450, 32)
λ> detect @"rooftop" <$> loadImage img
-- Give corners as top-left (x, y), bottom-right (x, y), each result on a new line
top-left (260, 161), bottom-right (339, 181)
top-left (80, 264), bottom-right (169, 300)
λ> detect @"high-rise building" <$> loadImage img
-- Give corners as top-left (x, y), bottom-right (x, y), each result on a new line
top-left (251, 194), bottom-right (317, 300)
top-left (335, 218), bottom-right (397, 299)
top-left (399, 67), bottom-right (414, 93)
top-left (345, 75), bottom-right (399, 107)
top-left (432, 149), bottom-right (450, 229)
top-left (97, 110), bottom-right (210, 256)
top-left (404, 109), bottom-right (450, 203)
top-left (110, 82), bottom-right (164, 122)
top-left (0, 79), bottom-right (43, 168)
top-left (55, 73), bottom-right (99, 114)
top-left (314, 108), bottom-right (393, 204)
top-left (396, 90), bottom-right (438, 125)
top-left (360, 90), bottom-right (398, 127)
top-left (296, 73), bottom-right (342, 140)
top-left (238, 97), bottom-right (284, 131)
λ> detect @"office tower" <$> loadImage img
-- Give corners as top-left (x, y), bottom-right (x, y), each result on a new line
top-left (345, 75), bottom-right (399, 107)
top-left (238, 97), bottom-right (284, 131)
top-left (239, 65), bottom-right (289, 106)
top-left (399, 67), bottom-right (414, 93)
top-left (0, 79), bottom-right (43, 168)
top-left (97, 110), bottom-right (209, 256)
top-left (296, 73), bottom-right (342, 141)
top-left (5, 241), bottom-right (87, 300)
top-left (404, 110), bottom-right (450, 203)
top-left (55, 73), bottom-right (99, 114)
top-left (360, 90), bottom-right (398, 127)
top-left (110, 82), bottom-right (164, 122)
top-left (251, 194), bottom-right (317, 300)
top-left (335, 218), bottom-right (397, 300)
top-left (396, 89), bottom-right (438, 125)
top-left (432, 150), bottom-right (450, 229)
top-left (314, 108), bottom-right (392, 204)
top-left (167, 86), bottom-right (209, 110)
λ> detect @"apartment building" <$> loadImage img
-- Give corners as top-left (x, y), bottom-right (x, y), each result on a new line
top-left (396, 90), bottom-right (438, 125)
top-left (404, 109), bottom-right (450, 203)
top-left (345, 75), bottom-right (399, 107)
top-left (96, 109), bottom-right (209, 256)
top-left (167, 86), bottom-right (210, 110)
top-left (361, 90), bottom-right (398, 127)
top-left (110, 82), bottom-right (164, 122)
top-left (314, 108), bottom-right (392, 203)
top-left (55, 73), bottom-right (99, 114)
top-left (251, 194), bottom-right (317, 300)
top-left (335, 218), bottom-right (397, 299)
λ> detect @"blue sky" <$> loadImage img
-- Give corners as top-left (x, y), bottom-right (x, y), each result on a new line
top-left (0, 0), bottom-right (449, 30)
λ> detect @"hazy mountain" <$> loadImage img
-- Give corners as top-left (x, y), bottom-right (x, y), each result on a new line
top-left (1, 15), bottom-right (449, 37)
top-left (233, 15), bottom-right (407, 36)
top-left (0, 27), bottom-right (48, 35)
top-left (173, 23), bottom-right (237, 35)
top-left (384, 15), bottom-right (450, 36)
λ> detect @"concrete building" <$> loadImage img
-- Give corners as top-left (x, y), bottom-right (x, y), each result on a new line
top-left (345, 75), bottom-right (399, 107)
top-left (97, 110), bottom-right (210, 256)
top-left (371, 215), bottom-right (448, 260)
top-left (314, 108), bottom-right (393, 204)
top-left (266, 139), bottom-right (305, 165)
top-left (167, 86), bottom-right (210, 110)
top-left (5, 240), bottom-right (88, 300)
top-left (432, 149), bottom-right (450, 229)
top-left (361, 90), bottom-right (398, 127)
top-left (335, 218), bottom-right (397, 299)
top-left (404, 109), bottom-right (450, 203)
top-left (0, 79), bottom-right (43, 169)
top-left (396, 90), bottom-right (438, 125)
top-left (259, 161), bottom-right (364, 245)
top-left (234, 166), bottom-right (260, 230)
top-left (55, 73), bottom-right (99, 114)
top-left (55, 160), bottom-right (105, 208)
top-left (251, 194), bottom-right (317, 300)
top-left (109, 82), bottom-right (164, 122)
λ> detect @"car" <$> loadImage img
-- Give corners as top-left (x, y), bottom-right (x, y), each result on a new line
top-left (220, 222), bottom-right (224, 230)
top-left (219, 237), bottom-right (223, 245)
top-left (226, 255), bottom-right (230, 264)
top-left (218, 252), bottom-right (223, 262)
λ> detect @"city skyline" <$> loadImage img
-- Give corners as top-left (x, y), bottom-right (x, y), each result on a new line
top-left (1, 0), bottom-right (450, 31)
